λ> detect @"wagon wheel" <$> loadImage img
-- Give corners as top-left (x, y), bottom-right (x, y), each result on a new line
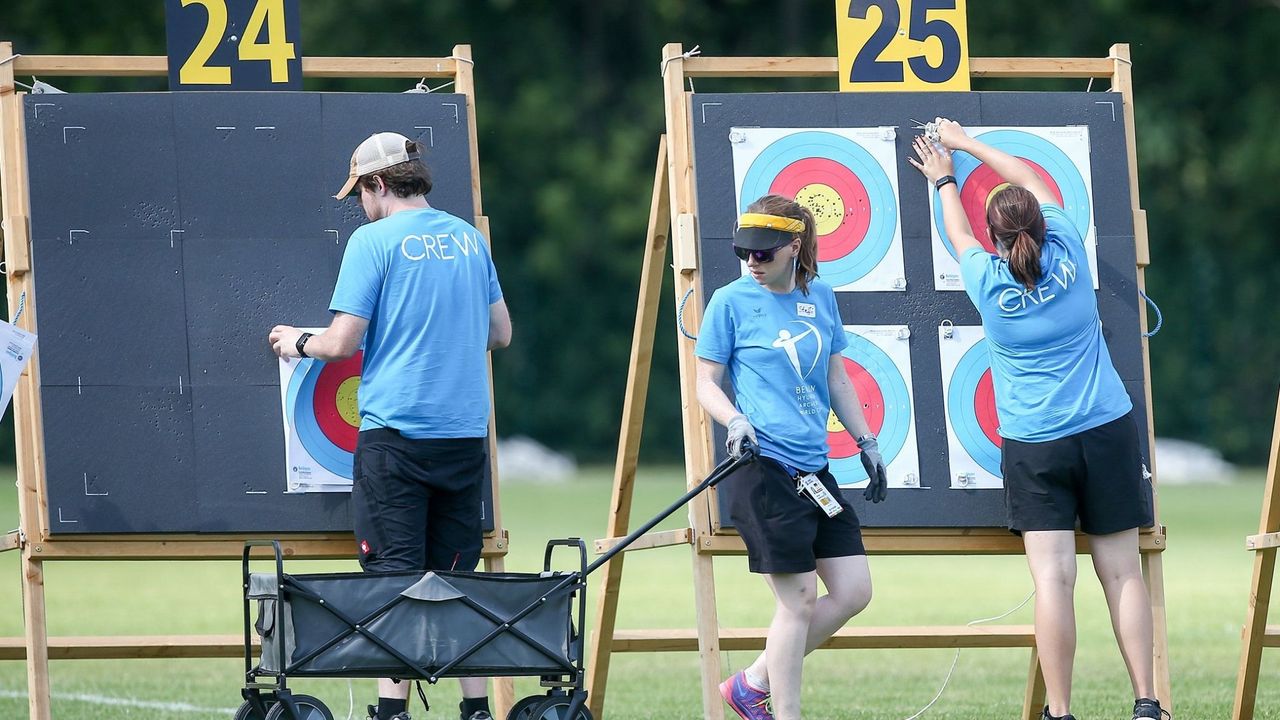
top-left (233, 695), bottom-right (276, 720)
top-left (528, 696), bottom-right (593, 720)
top-left (262, 694), bottom-right (334, 720)
top-left (506, 694), bottom-right (548, 720)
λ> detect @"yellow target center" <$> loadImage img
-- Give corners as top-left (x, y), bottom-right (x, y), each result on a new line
top-left (986, 182), bottom-right (1013, 210)
top-left (795, 183), bottom-right (845, 236)
top-left (336, 377), bottom-right (361, 427)
top-left (826, 409), bottom-right (846, 434)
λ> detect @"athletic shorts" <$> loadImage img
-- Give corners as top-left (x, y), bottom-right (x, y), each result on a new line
top-left (1002, 411), bottom-right (1153, 536)
top-left (351, 428), bottom-right (487, 573)
top-left (727, 456), bottom-right (865, 574)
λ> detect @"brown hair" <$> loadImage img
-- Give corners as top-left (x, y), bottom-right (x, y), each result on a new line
top-left (746, 194), bottom-right (819, 295)
top-left (986, 185), bottom-right (1046, 289)
top-left (358, 155), bottom-right (433, 199)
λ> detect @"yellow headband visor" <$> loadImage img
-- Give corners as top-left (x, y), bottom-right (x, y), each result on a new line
top-left (736, 213), bottom-right (806, 234)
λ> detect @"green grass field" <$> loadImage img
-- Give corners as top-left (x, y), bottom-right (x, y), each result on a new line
top-left (1, 467), bottom-right (1277, 719)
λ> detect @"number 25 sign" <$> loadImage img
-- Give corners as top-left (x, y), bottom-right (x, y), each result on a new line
top-left (836, 0), bottom-right (969, 92)
top-left (165, 0), bottom-right (302, 90)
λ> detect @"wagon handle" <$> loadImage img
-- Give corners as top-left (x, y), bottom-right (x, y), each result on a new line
top-left (585, 443), bottom-right (757, 575)
top-left (543, 538), bottom-right (588, 576)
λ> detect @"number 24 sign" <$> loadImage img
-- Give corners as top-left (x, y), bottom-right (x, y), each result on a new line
top-left (836, 0), bottom-right (969, 92)
top-left (165, 0), bottom-right (302, 90)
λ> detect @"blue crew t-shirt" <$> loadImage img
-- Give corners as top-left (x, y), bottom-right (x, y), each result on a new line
top-left (330, 207), bottom-right (502, 439)
top-left (959, 203), bottom-right (1130, 443)
top-left (695, 276), bottom-right (848, 471)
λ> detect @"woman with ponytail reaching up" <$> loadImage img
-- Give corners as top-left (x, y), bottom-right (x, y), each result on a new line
top-left (695, 194), bottom-right (888, 720)
top-left (909, 119), bottom-right (1166, 720)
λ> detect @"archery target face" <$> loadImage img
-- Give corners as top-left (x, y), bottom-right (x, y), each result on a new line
top-left (732, 127), bottom-right (905, 292)
top-left (828, 325), bottom-right (920, 489)
top-left (929, 127), bottom-right (1099, 291)
top-left (279, 337), bottom-right (363, 493)
top-left (938, 325), bottom-right (1003, 489)
top-left (0, 320), bottom-right (35, 423)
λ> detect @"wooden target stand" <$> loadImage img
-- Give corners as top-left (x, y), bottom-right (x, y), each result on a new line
top-left (0, 42), bottom-right (517, 720)
top-left (1233, 391), bottom-right (1280, 719)
top-left (585, 44), bottom-right (1170, 720)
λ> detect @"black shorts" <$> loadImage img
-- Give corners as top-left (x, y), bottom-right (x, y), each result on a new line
top-left (1002, 412), bottom-right (1153, 536)
top-left (727, 457), bottom-right (865, 574)
top-left (351, 428), bottom-right (487, 573)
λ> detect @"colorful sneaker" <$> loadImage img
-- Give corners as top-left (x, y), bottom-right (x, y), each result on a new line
top-left (719, 671), bottom-right (774, 720)
top-left (1133, 698), bottom-right (1171, 719)
top-left (1042, 707), bottom-right (1076, 720)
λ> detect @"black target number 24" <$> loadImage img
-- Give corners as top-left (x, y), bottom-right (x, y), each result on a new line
top-left (844, 0), bottom-right (967, 88)
top-left (165, 0), bottom-right (303, 91)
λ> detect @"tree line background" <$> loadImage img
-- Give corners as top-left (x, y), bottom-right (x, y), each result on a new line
top-left (1, 1), bottom-right (1277, 467)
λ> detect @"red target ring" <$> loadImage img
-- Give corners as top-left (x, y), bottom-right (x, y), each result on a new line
top-left (959, 160), bottom-right (1064, 253)
top-left (312, 353), bottom-right (363, 453)
top-left (828, 356), bottom-right (885, 459)
top-left (974, 368), bottom-right (1002, 449)
top-left (767, 157), bottom-right (872, 262)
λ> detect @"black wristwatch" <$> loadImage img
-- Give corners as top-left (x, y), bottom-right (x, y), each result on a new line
top-left (935, 175), bottom-right (957, 190)
top-left (295, 332), bottom-right (313, 358)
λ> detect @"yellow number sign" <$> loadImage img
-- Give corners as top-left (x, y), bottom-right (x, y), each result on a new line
top-left (836, 0), bottom-right (970, 92)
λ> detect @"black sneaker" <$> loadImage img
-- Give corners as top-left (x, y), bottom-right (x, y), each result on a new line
top-left (465, 713), bottom-right (494, 720)
top-left (1133, 698), bottom-right (1170, 719)
top-left (1042, 706), bottom-right (1077, 720)
top-left (366, 706), bottom-right (411, 720)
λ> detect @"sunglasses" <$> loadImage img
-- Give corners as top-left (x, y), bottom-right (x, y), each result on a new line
top-left (733, 243), bottom-right (789, 263)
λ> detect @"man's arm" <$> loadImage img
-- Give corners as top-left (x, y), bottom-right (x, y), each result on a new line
top-left (269, 312), bottom-right (368, 362)
top-left (488, 298), bottom-right (512, 350)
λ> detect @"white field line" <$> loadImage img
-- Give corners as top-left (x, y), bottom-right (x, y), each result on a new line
top-left (0, 688), bottom-right (238, 715)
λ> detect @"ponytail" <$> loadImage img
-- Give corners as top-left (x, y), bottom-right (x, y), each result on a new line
top-left (792, 204), bottom-right (819, 295)
top-left (1007, 230), bottom-right (1042, 289)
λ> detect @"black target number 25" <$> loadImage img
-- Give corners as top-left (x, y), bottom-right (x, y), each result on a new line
top-left (846, 0), bottom-right (964, 87)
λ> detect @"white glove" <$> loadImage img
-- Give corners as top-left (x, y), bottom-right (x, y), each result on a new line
top-left (726, 414), bottom-right (757, 458)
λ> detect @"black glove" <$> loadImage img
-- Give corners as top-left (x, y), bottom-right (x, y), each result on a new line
top-left (857, 434), bottom-right (888, 503)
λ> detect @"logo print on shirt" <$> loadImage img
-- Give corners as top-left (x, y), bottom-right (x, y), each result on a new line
top-left (772, 321), bottom-right (822, 380)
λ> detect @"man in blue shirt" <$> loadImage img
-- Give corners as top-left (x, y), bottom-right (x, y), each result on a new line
top-left (269, 132), bottom-right (511, 720)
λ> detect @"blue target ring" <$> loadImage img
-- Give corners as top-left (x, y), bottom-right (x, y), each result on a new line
top-left (740, 131), bottom-right (897, 287)
top-left (947, 339), bottom-right (1002, 478)
top-left (829, 330), bottom-right (911, 486)
top-left (932, 129), bottom-right (1092, 259)
top-left (285, 358), bottom-right (354, 478)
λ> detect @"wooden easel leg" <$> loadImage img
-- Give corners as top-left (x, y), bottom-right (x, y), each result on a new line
top-left (1233, 548), bottom-right (1276, 720)
top-left (1022, 646), bottom-right (1046, 720)
top-left (22, 551), bottom-right (52, 720)
top-left (1141, 550), bottom-right (1172, 711)
top-left (1233, 392), bottom-right (1280, 720)
top-left (586, 138), bottom-right (671, 720)
top-left (482, 555), bottom-right (515, 718)
top-left (692, 550), bottom-right (725, 720)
